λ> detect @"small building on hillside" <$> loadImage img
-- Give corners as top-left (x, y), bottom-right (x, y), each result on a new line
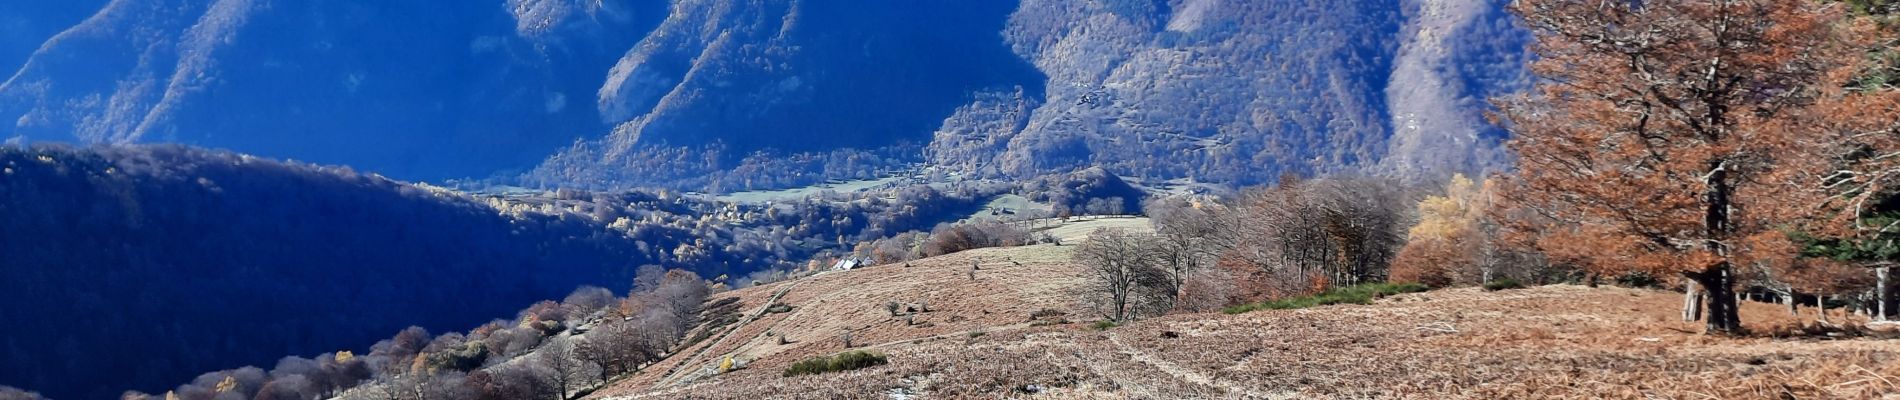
top-left (829, 257), bottom-right (868, 272)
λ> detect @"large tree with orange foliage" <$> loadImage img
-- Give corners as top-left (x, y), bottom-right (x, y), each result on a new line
top-left (1499, 0), bottom-right (1859, 333)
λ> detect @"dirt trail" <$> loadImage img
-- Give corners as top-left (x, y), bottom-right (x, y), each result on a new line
top-left (1105, 330), bottom-right (1284, 399)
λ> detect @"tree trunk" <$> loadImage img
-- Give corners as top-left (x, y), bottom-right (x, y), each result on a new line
top-left (1816, 295), bottom-right (1829, 325)
top-left (1879, 266), bottom-right (1894, 321)
top-left (1785, 290), bottom-right (1799, 316)
top-left (1683, 280), bottom-right (1704, 322)
top-left (1695, 164), bottom-right (1741, 334)
top-left (1691, 267), bottom-right (1741, 334)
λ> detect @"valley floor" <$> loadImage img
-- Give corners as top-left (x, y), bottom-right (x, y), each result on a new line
top-left (590, 242), bottom-right (1899, 399)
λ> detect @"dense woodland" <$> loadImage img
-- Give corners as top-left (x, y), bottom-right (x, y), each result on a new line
top-left (0, 145), bottom-right (679, 399)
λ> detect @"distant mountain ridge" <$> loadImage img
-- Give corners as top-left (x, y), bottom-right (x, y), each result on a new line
top-left (0, 0), bottom-right (1525, 187)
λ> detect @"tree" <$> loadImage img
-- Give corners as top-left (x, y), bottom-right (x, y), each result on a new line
top-left (576, 319), bottom-right (660, 381)
top-left (561, 286), bottom-right (617, 321)
top-left (468, 363), bottom-right (558, 400)
top-left (370, 327), bottom-right (433, 376)
top-left (371, 371), bottom-right (473, 400)
top-left (1219, 177), bottom-right (1410, 300)
top-left (1499, 0), bottom-right (1856, 333)
top-left (534, 337), bottom-right (595, 399)
top-left (317, 351), bottom-right (373, 396)
top-left (645, 269), bottom-right (710, 339)
top-left (632, 265), bottom-right (667, 293)
top-left (1784, 12), bottom-right (1900, 321)
top-left (1392, 175), bottom-right (1481, 287)
top-left (251, 376), bottom-right (318, 400)
top-left (1391, 174), bottom-right (1514, 287)
top-left (1075, 228), bottom-right (1170, 322)
top-left (1147, 196), bottom-right (1233, 305)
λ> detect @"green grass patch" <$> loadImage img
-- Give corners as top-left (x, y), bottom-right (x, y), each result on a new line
top-left (782, 350), bottom-right (889, 377)
top-left (1482, 278), bottom-right (1524, 291)
top-left (1223, 282), bottom-right (1428, 314)
top-left (1089, 320), bottom-right (1121, 330)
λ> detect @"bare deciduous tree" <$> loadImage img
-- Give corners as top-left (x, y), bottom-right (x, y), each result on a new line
top-left (1147, 196), bottom-right (1238, 304)
top-left (535, 337), bottom-right (596, 399)
top-left (576, 320), bottom-right (655, 382)
top-left (1075, 228), bottom-right (1171, 322)
top-left (1217, 177), bottom-right (1412, 301)
top-left (468, 363), bottom-right (559, 400)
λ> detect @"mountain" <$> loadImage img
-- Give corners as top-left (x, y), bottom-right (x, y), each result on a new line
top-left (0, 2), bottom-right (110, 75)
top-left (0, 144), bottom-right (683, 399)
top-left (0, 0), bottom-right (665, 181)
top-left (1, 0), bottom-right (1525, 189)
top-left (0, 143), bottom-right (1028, 398)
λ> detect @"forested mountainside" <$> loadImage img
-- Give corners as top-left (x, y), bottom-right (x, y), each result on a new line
top-left (537, 0), bottom-right (1526, 188)
top-left (0, 2), bottom-right (108, 74)
top-left (0, 144), bottom-right (646, 398)
top-left (2, 0), bottom-right (1525, 189)
top-left (0, 144), bottom-right (1060, 399)
top-left (0, 0), bottom-right (666, 180)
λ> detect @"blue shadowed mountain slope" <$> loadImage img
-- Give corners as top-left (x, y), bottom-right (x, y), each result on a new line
top-left (0, 2), bottom-right (110, 74)
top-left (3, 0), bottom-right (1525, 189)
top-left (0, 0), bottom-right (666, 181)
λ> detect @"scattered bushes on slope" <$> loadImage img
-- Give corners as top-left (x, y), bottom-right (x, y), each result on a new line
top-left (782, 351), bottom-right (890, 377)
top-left (0, 386), bottom-right (47, 400)
top-left (127, 268), bottom-right (712, 400)
top-left (1483, 278), bottom-right (1525, 291)
top-left (854, 219), bottom-right (1034, 264)
top-left (1223, 283), bottom-right (1427, 314)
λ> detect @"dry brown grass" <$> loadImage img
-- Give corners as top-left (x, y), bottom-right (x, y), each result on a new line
top-left (589, 242), bottom-right (1899, 400)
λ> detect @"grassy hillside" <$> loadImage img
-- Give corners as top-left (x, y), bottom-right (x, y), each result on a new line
top-left (588, 230), bottom-right (1899, 399)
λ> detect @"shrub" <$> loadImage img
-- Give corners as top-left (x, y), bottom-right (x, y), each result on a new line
top-left (422, 341), bottom-right (489, 373)
top-left (1389, 239), bottom-right (1463, 288)
top-left (782, 351), bottom-right (889, 377)
top-left (766, 303), bottom-right (793, 314)
top-left (1223, 283), bottom-right (1428, 314)
top-left (1028, 309), bottom-right (1066, 320)
top-left (1482, 278), bottom-right (1524, 291)
top-left (1614, 272), bottom-right (1662, 289)
top-left (920, 220), bottom-right (1031, 257)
